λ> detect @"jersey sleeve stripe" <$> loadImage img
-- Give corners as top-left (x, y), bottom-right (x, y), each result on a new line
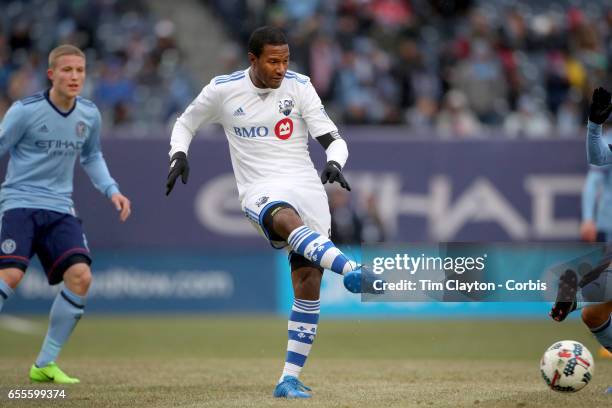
top-left (214, 70), bottom-right (246, 83)
top-left (284, 73), bottom-right (308, 84)
top-left (215, 73), bottom-right (245, 85)
top-left (20, 93), bottom-right (45, 105)
top-left (216, 70), bottom-right (243, 79)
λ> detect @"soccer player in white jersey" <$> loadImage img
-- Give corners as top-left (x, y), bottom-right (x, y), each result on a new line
top-left (0, 45), bottom-right (131, 383)
top-left (166, 26), bottom-right (374, 398)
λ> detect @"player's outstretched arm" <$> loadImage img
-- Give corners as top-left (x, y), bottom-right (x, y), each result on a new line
top-left (586, 87), bottom-right (612, 166)
top-left (316, 132), bottom-right (351, 191)
top-left (80, 109), bottom-right (130, 221)
top-left (165, 151), bottom-right (189, 196)
top-left (167, 80), bottom-right (221, 195)
top-left (81, 151), bottom-right (131, 222)
top-left (298, 76), bottom-right (351, 191)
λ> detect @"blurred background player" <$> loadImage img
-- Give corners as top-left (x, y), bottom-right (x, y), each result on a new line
top-left (166, 26), bottom-right (374, 399)
top-left (329, 188), bottom-right (386, 245)
top-left (0, 44), bottom-right (131, 383)
top-left (582, 129), bottom-right (612, 244)
top-left (581, 92), bottom-right (612, 360)
top-left (553, 86), bottom-right (612, 392)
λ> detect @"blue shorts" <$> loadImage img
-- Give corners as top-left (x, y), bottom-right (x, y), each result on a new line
top-left (0, 208), bottom-right (91, 285)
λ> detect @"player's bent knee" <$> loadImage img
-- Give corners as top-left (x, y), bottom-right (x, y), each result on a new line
top-left (581, 305), bottom-right (606, 328)
top-left (263, 203), bottom-right (301, 239)
top-left (581, 307), bottom-right (595, 327)
top-left (62, 256), bottom-right (93, 294)
top-left (0, 267), bottom-right (26, 289)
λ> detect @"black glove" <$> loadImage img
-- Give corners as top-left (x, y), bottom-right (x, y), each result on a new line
top-left (320, 160), bottom-right (351, 191)
top-left (589, 87), bottom-right (612, 125)
top-left (166, 152), bottom-right (190, 196)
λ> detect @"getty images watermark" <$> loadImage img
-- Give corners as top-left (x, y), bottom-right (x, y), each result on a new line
top-left (360, 243), bottom-right (611, 302)
top-left (370, 252), bottom-right (546, 293)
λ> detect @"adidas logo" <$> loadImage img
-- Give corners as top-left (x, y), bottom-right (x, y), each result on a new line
top-left (39, 124), bottom-right (49, 133)
top-left (233, 107), bottom-right (245, 116)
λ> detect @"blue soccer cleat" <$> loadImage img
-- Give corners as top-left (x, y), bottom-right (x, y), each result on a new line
top-left (343, 269), bottom-right (362, 293)
top-left (343, 266), bottom-right (384, 294)
top-left (606, 386), bottom-right (612, 394)
top-left (273, 376), bottom-right (312, 399)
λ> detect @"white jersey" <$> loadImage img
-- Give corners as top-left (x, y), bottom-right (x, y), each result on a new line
top-left (171, 68), bottom-right (338, 200)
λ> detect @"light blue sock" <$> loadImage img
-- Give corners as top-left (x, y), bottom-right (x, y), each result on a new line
top-left (287, 226), bottom-right (355, 275)
top-left (35, 287), bottom-right (86, 367)
top-left (0, 279), bottom-right (14, 312)
top-left (591, 314), bottom-right (612, 352)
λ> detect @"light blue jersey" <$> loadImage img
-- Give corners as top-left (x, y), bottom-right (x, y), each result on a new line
top-left (0, 90), bottom-right (119, 215)
top-left (583, 131), bottom-right (612, 233)
top-left (586, 121), bottom-right (612, 166)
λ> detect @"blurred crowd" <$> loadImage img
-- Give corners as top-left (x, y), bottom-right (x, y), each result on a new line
top-left (211, 0), bottom-right (612, 138)
top-left (0, 0), bottom-right (610, 138)
top-left (0, 0), bottom-right (194, 134)
top-left (328, 187), bottom-right (386, 244)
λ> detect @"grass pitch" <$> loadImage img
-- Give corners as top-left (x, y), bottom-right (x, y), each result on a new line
top-left (0, 316), bottom-right (610, 407)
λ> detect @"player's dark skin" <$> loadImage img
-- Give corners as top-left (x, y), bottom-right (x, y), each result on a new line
top-left (248, 44), bottom-right (289, 89)
top-left (249, 44), bottom-right (289, 89)
top-left (248, 43), bottom-right (323, 301)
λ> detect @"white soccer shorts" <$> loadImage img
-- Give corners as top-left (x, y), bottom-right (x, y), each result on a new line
top-left (242, 182), bottom-right (331, 249)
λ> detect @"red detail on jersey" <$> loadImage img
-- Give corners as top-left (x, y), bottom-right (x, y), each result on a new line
top-left (274, 118), bottom-right (293, 140)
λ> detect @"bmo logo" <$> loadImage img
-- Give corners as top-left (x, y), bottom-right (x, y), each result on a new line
top-left (233, 126), bottom-right (269, 138)
top-left (274, 118), bottom-right (293, 140)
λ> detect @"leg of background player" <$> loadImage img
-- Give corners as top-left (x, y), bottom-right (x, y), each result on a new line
top-left (274, 259), bottom-right (321, 399)
top-left (32, 263), bottom-right (91, 384)
top-left (582, 301), bottom-right (612, 352)
top-left (272, 208), bottom-right (355, 275)
top-left (0, 268), bottom-right (25, 312)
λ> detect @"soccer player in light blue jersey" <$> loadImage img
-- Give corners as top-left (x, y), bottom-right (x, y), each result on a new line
top-left (553, 86), bottom-right (612, 393)
top-left (581, 88), bottom-right (612, 242)
top-left (582, 150), bottom-right (612, 244)
top-left (586, 87), bottom-right (612, 166)
top-left (0, 45), bottom-right (131, 384)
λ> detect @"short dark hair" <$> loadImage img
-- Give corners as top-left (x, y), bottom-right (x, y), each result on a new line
top-left (248, 26), bottom-right (288, 57)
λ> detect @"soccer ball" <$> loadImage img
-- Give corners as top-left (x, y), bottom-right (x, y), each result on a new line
top-left (540, 340), bottom-right (594, 392)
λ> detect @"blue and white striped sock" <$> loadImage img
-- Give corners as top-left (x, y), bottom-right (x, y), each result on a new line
top-left (279, 298), bottom-right (320, 383)
top-left (591, 313), bottom-right (612, 352)
top-left (287, 226), bottom-right (355, 275)
top-left (35, 286), bottom-right (85, 367)
top-left (0, 279), bottom-right (14, 312)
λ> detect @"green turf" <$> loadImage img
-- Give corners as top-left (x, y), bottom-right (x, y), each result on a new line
top-left (0, 316), bottom-right (610, 407)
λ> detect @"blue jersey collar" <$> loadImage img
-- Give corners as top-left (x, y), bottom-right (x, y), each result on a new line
top-left (44, 89), bottom-right (77, 117)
